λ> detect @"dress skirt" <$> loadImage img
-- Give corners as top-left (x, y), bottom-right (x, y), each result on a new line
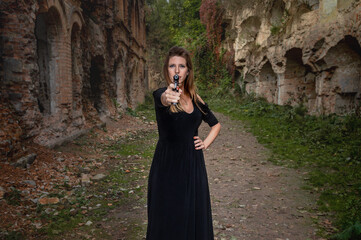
top-left (146, 140), bottom-right (214, 240)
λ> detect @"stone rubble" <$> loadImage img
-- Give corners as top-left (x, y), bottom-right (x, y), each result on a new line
top-left (10, 153), bottom-right (37, 168)
top-left (91, 173), bottom-right (107, 181)
top-left (38, 197), bottom-right (60, 205)
top-left (81, 173), bottom-right (91, 186)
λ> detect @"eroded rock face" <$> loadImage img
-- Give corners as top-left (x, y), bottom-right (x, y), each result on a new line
top-left (0, 0), bottom-right (147, 160)
top-left (223, 0), bottom-right (361, 115)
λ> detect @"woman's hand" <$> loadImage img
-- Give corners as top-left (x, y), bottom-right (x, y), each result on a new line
top-left (161, 83), bottom-right (183, 106)
top-left (194, 136), bottom-right (206, 150)
top-left (194, 123), bottom-right (221, 151)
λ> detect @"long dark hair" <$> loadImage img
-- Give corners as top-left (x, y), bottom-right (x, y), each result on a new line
top-left (163, 46), bottom-right (203, 113)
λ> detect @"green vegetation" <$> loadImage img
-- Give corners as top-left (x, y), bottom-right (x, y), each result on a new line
top-left (202, 92), bottom-right (361, 239)
top-left (146, 0), bottom-right (233, 89)
top-left (3, 231), bottom-right (25, 240)
top-left (270, 25), bottom-right (281, 35)
top-left (332, 222), bottom-right (361, 240)
top-left (146, 0), bottom-right (205, 72)
top-left (135, 92), bottom-right (157, 122)
top-left (33, 124), bottom-right (157, 239)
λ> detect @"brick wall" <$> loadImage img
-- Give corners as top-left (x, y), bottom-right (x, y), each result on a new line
top-left (0, 0), bottom-right (147, 161)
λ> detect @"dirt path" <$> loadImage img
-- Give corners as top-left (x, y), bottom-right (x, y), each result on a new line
top-left (106, 112), bottom-right (319, 240)
top-left (44, 112), bottom-right (320, 240)
top-left (201, 113), bottom-right (319, 240)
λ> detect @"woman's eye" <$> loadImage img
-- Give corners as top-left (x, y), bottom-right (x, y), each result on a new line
top-left (180, 65), bottom-right (186, 68)
top-left (169, 64), bottom-right (175, 68)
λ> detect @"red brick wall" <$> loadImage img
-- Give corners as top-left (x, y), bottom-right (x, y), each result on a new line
top-left (0, 0), bottom-right (147, 161)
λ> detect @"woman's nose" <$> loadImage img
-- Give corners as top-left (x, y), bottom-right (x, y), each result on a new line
top-left (175, 66), bottom-right (179, 73)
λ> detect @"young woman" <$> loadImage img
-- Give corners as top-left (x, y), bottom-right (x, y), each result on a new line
top-left (146, 46), bottom-right (221, 240)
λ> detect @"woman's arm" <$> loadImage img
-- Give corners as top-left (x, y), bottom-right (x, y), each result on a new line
top-left (194, 122), bottom-right (221, 150)
top-left (194, 94), bottom-right (221, 150)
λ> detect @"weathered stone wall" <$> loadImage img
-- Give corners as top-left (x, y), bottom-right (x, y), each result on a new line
top-left (222, 0), bottom-right (361, 115)
top-left (0, 0), bottom-right (146, 161)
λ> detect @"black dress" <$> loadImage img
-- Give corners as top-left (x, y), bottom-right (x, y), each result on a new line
top-left (146, 87), bottom-right (218, 240)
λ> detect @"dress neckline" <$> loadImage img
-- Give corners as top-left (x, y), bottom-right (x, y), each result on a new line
top-left (183, 100), bottom-right (194, 115)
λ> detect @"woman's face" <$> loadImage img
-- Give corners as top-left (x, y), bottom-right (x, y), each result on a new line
top-left (168, 56), bottom-right (188, 86)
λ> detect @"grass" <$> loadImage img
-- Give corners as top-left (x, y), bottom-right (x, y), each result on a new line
top-left (201, 91), bottom-right (361, 239)
top-left (3, 231), bottom-right (25, 240)
top-left (37, 129), bottom-right (156, 238)
top-left (135, 92), bottom-right (157, 122)
top-left (31, 101), bottom-right (157, 239)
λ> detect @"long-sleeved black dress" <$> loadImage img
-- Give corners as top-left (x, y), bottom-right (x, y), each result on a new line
top-left (146, 87), bottom-right (218, 240)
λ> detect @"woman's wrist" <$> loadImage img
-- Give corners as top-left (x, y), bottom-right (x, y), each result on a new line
top-left (203, 140), bottom-right (210, 150)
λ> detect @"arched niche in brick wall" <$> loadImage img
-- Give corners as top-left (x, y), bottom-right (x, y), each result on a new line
top-left (257, 61), bottom-right (278, 104)
top-left (87, 56), bottom-right (106, 114)
top-left (319, 35), bottom-right (361, 114)
top-left (281, 48), bottom-right (316, 108)
top-left (71, 22), bottom-right (83, 118)
top-left (128, 59), bottom-right (145, 107)
top-left (125, 59), bottom-right (135, 107)
top-left (35, 6), bottom-right (64, 115)
top-left (115, 58), bottom-right (127, 109)
top-left (130, 62), bottom-right (140, 106)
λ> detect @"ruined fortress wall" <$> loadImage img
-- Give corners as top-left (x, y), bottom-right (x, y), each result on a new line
top-left (222, 0), bottom-right (361, 115)
top-left (0, 0), bottom-right (146, 161)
